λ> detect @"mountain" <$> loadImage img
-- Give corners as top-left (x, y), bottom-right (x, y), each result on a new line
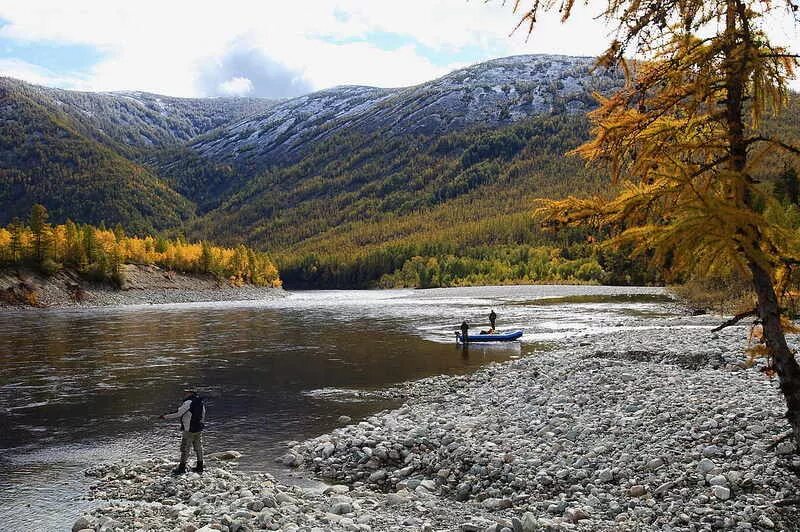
top-left (7, 54), bottom-right (795, 287)
top-left (0, 54), bottom-right (632, 284)
top-left (189, 55), bottom-right (620, 175)
top-left (0, 77), bottom-right (275, 152)
top-left (0, 77), bottom-right (276, 232)
top-left (0, 82), bottom-right (195, 233)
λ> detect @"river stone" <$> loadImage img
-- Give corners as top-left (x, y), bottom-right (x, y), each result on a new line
top-left (386, 492), bottom-right (410, 506)
top-left (324, 484), bottom-right (350, 495)
top-left (520, 512), bottom-right (539, 532)
top-left (698, 458), bottom-right (716, 473)
top-left (368, 469), bottom-right (386, 482)
top-left (276, 492), bottom-right (297, 505)
top-left (246, 499), bottom-right (264, 512)
top-left (322, 442), bottom-right (336, 458)
top-left (776, 441), bottom-right (795, 455)
top-left (563, 508), bottom-right (588, 523)
top-left (702, 445), bottom-right (720, 457)
top-left (72, 516), bottom-right (95, 532)
top-left (758, 515), bottom-right (775, 529)
top-left (481, 497), bottom-right (513, 510)
top-left (395, 466), bottom-right (414, 478)
top-left (597, 468), bottom-right (613, 482)
top-left (98, 519), bottom-right (123, 532)
top-left (419, 479), bottom-right (437, 491)
top-left (629, 485), bottom-right (647, 497)
top-left (708, 474), bottom-right (728, 487)
top-left (337, 415), bottom-right (352, 424)
top-left (208, 450), bottom-right (242, 461)
top-left (261, 494), bottom-right (277, 508)
top-left (654, 481), bottom-right (674, 496)
top-left (712, 486), bottom-right (731, 500)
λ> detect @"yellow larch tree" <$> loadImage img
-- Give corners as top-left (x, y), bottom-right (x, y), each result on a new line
top-left (509, 0), bottom-right (800, 444)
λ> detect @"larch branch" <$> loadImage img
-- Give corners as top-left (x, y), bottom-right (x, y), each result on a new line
top-left (710, 308), bottom-right (758, 332)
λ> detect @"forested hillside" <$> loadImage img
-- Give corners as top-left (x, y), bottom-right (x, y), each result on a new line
top-left (190, 114), bottom-right (635, 286)
top-left (0, 83), bottom-right (195, 233)
top-left (2, 55), bottom-right (798, 288)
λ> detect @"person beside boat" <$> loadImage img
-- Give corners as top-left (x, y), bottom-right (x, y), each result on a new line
top-left (489, 309), bottom-right (497, 330)
top-left (460, 320), bottom-right (469, 343)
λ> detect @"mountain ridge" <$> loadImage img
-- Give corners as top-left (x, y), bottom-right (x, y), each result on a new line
top-left (6, 53), bottom-right (795, 287)
top-left (188, 55), bottom-right (621, 175)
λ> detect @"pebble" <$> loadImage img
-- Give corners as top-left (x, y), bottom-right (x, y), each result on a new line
top-left (712, 485), bottom-right (731, 500)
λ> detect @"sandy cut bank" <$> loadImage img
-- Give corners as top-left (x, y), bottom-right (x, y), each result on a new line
top-left (0, 264), bottom-right (285, 309)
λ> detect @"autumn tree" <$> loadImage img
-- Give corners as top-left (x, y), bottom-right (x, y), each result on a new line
top-left (514, 0), bottom-right (800, 444)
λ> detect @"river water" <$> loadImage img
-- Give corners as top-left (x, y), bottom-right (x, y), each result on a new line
top-left (0, 285), bottom-right (670, 531)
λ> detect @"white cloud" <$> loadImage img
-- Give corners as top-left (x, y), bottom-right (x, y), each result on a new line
top-left (0, 0), bottom-right (797, 95)
top-left (0, 57), bottom-right (91, 89)
top-left (218, 76), bottom-right (253, 97)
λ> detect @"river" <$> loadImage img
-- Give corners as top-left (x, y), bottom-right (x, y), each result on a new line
top-left (0, 285), bottom-right (670, 531)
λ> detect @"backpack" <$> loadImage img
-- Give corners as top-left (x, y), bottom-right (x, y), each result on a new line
top-left (188, 395), bottom-right (205, 432)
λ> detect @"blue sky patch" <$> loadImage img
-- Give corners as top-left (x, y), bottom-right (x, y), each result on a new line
top-left (0, 19), bottom-right (105, 74)
top-left (317, 30), bottom-right (502, 68)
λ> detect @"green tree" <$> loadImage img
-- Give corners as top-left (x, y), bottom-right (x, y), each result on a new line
top-left (774, 166), bottom-right (800, 206)
top-left (200, 241), bottom-right (215, 274)
top-left (64, 219), bottom-right (85, 267)
top-left (527, 0), bottom-right (800, 443)
top-left (8, 218), bottom-right (23, 264)
top-left (29, 204), bottom-right (50, 263)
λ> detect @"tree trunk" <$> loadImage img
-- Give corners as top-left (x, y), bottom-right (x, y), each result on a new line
top-left (749, 259), bottom-right (800, 448)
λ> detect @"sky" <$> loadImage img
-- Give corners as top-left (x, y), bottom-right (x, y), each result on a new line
top-left (0, 1), bottom-right (798, 98)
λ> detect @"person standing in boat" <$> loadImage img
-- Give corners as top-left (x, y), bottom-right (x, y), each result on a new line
top-left (489, 309), bottom-right (497, 332)
top-left (460, 320), bottom-right (469, 343)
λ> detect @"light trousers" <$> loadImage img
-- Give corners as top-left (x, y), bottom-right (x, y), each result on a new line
top-left (179, 431), bottom-right (203, 464)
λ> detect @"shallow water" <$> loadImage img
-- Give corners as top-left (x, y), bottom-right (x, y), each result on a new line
top-left (0, 285), bottom-right (671, 530)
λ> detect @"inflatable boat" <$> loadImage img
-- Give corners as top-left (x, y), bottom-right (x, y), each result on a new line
top-left (456, 329), bottom-right (523, 343)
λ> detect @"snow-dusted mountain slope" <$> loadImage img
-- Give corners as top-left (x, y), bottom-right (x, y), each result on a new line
top-left (189, 55), bottom-right (621, 169)
top-left (0, 77), bottom-right (276, 150)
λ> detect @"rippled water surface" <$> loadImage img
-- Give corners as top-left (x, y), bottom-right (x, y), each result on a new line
top-left (0, 286), bottom-right (670, 530)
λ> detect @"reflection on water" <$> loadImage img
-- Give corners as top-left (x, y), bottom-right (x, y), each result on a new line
top-left (0, 285), bottom-right (669, 530)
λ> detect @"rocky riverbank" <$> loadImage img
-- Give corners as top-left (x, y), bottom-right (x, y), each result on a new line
top-left (0, 264), bottom-right (284, 308)
top-left (283, 328), bottom-right (800, 531)
top-left (74, 458), bottom-right (505, 532)
top-left (78, 322), bottom-right (800, 531)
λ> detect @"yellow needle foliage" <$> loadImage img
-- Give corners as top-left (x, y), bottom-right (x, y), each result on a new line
top-left (0, 206), bottom-right (281, 288)
top-left (528, 2), bottom-right (800, 292)
top-left (510, 0), bottom-right (800, 441)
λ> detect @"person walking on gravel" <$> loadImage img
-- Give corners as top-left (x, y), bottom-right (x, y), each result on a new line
top-left (160, 388), bottom-right (206, 475)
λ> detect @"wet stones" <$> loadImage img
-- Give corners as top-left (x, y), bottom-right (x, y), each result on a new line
top-left (86, 318), bottom-right (800, 532)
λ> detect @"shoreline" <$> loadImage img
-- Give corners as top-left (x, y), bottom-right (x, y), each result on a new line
top-left (78, 321), bottom-right (800, 531)
top-left (0, 264), bottom-right (286, 309)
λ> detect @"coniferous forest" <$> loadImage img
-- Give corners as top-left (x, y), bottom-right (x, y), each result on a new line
top-left (1, 62), bottom-right (799, 289)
